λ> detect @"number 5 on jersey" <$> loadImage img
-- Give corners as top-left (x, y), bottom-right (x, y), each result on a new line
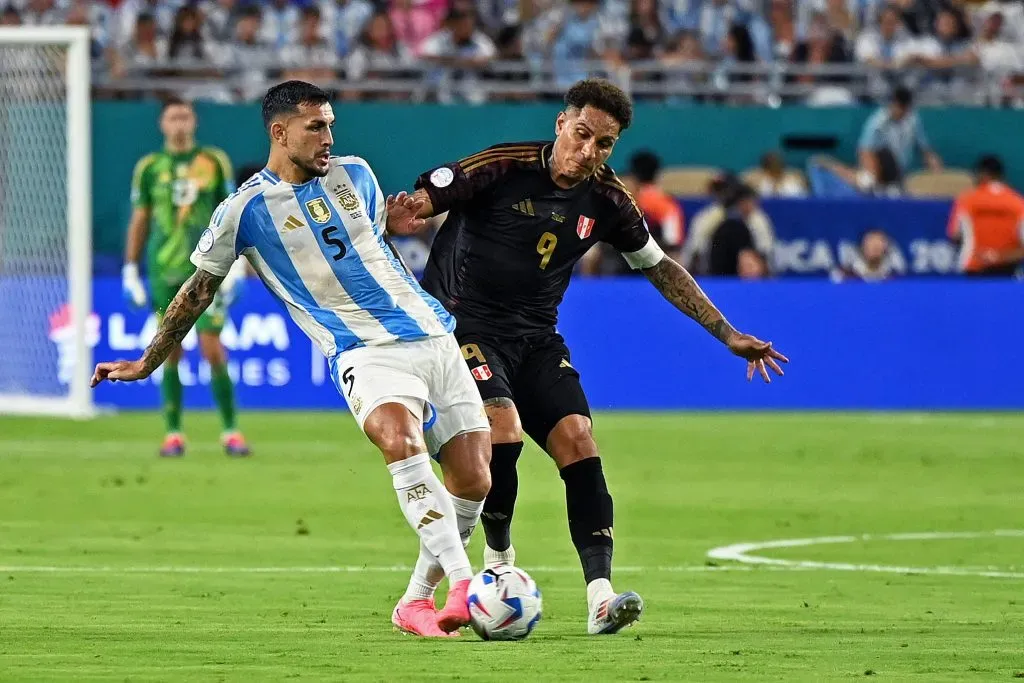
top-left (537, 232), bottom-right (557, 270)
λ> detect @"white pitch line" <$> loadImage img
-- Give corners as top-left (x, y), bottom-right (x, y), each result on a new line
top-left (707, 529), bottom-right (1024, 579)
top-left (0, 564), bottom-right (765, 575)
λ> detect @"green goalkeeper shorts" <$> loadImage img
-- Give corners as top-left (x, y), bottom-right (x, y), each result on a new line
top-left (150, 277), bottom-right (227, 335)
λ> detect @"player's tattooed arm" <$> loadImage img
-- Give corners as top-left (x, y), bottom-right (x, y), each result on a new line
top-left (91, 268), bottom-right (223, 386)
top-left (642, 257), bottom-right (737, 344)
top-left (139, 269), bottom-right (223, 373)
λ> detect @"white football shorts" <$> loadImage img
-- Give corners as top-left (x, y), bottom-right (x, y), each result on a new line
top-left (329, 333), bottom-right (489, 457)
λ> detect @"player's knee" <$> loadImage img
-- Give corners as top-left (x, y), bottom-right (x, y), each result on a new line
top-left (372, 428), bottom-right (423, 462)
top-left (547, 415), bottom-right (598, 468)
top-left (485, 398), bottom-right (523, 444)
top-left (199, 334), bottom-right (227, 366)
top-left (450, 453), bottom-right (491, 501)
top-left (441, 431), bottom-right (492, 500)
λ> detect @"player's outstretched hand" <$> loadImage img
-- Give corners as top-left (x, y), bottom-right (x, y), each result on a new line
top-left (385, 191), bottom-right (427, 236)
top-left (725, 332), bottom-right (789, 383)
top-left (91, 360), bottom-right (150, 387)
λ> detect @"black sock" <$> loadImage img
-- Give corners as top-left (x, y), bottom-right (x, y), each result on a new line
top-left (481, 441), bottom-right (523, 551)
top-left (560, 457), bottom-right (614, 584)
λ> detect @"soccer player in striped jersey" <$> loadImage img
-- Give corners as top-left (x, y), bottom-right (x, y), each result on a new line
top-left (394, 78), bottom-right (789, 635)
top-left (92, 81), bottom-right (491, 637)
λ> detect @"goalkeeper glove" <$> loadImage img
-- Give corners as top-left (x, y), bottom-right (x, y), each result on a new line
top-left (122, 263), bottom-right (148, 309)
top-left (219, 259), bottom-right (248, 307)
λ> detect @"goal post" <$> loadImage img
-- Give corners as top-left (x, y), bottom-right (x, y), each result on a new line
top-left (0, 26), bottom-right (94, 418)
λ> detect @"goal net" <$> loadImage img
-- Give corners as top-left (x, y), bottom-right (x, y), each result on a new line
top-left (0, 28), bottom-right (93, 418)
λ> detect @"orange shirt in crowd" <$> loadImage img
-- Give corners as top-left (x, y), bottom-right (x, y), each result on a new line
top-left (636, 184), bottom-right (685, 250)
top-left (948, 181), bottom-right (1024, 272)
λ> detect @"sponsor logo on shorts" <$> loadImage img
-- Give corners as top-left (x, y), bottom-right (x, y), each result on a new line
top-left (351, 396), bottom-right (363, 415)
top-left (471, 365), bottom-right (493, 381)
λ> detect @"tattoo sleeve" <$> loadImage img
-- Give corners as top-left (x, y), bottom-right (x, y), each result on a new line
top-left (139, 268), bottom-right (224, 374)
top-left (643, 257), bottom-right (737, 344)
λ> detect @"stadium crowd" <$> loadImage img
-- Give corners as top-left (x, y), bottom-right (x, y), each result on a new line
top-left (3, 0), bottom-right (1023, 103)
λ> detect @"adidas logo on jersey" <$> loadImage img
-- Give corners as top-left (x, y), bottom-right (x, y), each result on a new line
top-left (282, 215), bottom-right (305, 231)
top-left (511, 199), bottom-right (535, 216)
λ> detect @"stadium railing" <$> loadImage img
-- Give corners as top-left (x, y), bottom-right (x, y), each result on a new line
top-left (91, 58), bottom-right (1024, 105)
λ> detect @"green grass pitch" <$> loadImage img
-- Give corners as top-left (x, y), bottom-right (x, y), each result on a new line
top-left (1, 411), bottom-right (1023, 681)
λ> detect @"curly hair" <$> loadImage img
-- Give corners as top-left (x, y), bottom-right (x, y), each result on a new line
top-left (564, 78), bottom-right (633, 131)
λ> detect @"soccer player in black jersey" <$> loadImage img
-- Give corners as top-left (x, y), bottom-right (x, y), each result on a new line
top-left (384, 78), bottom-right (788, 634)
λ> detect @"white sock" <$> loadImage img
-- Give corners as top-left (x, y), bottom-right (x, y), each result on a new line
top-left (403, 492), bottom-right (484, 601)
top-left (587, 578), bottom-right (615, 610)
top-left (388, 454), bottom-right (473, 585)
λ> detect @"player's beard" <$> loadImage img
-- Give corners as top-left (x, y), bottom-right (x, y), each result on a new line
top-left (291, 153), bottom-right (329, 178)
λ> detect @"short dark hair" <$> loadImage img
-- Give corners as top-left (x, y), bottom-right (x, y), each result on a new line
top-left (301, 5), bottom-right (321, 21)
top-left (724, 183), bottom-right (756, 209)
top-left (630, 150), bottom-right (661, 184)
top-left (564, 78), bottom-right (633, 131)
top-left (238, 5), bottom-right (262, 20)
top-left (891, 86), bottom-right (913, 108)
top-left (261, 80), bottom-right (331, 130)
top-left (160, 96), bottom-right (191, 115)
top-left (976, 154), bottom-right (1004, 179)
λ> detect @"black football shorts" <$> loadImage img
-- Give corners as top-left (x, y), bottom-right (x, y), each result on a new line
top-left (454, 330), bottom-right (592, 449)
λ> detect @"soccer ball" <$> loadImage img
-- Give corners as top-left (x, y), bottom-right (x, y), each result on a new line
top-left (466, 567), bottom-right (542, 641)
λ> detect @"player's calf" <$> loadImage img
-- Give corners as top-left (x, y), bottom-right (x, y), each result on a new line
top-left (481, 397), bottom-right (524, 554)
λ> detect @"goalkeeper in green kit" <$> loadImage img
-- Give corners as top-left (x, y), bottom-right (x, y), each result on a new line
top-left (123, 97), bottom-right (251, 458)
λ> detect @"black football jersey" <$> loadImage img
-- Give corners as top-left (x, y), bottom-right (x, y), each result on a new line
top-left (417, 141), bottom-right (653, 337)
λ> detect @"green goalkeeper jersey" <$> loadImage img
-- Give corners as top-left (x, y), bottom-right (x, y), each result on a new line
top-left (130, 145), bottom-right (235, 285)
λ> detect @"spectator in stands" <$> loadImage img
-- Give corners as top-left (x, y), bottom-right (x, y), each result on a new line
top-left (810, 87), bottom-right (941, 196)
top-left (260, 0), bottom-right (300, 51)
top-left (536, 0), bottom-right (622, 88)
top-left (168, 5), bottom-right (206, 62)
top-left (890, 0), bottom-right (936, 37)
top-left (751, 151), bottom-right (807, 197)
top-left (789, 12), bottom-right (854, 105)
top-left (714, 23), bottom-right (757, 94)
top-left (65, 0), bottom-right (108, 62)
top-left (199, 0), bottom-right (240, 44)
top-left (420, 7), bottom-right (497, 103)
top-left (972, 9), bottom-right (1023, 74)
top-left (948, 155), bottom-right (1024, 277)
top-left (858, 86), bottom-right (941, 180)
top-left (831, 228), bottom-right (900, 282)
top-left (347, 11), bottom-right (414, 88)
top-left (622, 0), bottom-right (667, 62)
top-left (111, 13), bottom-right (167, 78)
top-left (854, 5), bottom-right (912, 69)
top-left (709, 183), bottom-right (759, 276)
top-left (660, 30), bottom-right (708, 100)
top-left (320, 0), bottom-right (376, 58)
top-left (225, 5), bottom-right (274, 101)
top-left (20, 0), bottom-right (63, 26)
top-left (630, 151), bottom-right (685, 261)
top-left (281, 6), bottom-right (339, 82)
top-left (905, 7), bottom-right (975, 86)
top-left (390, 0), bottom-right (445, 55)
top-left (115, 0), bottom-right (178, 48)
top-left (684, 175), bottom-right (775, 274)
top-left (768, 0), bottom-right (796, 60)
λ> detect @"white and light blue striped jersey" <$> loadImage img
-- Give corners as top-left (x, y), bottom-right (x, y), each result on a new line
top-left (191, 156), bottom-right (455, 358)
